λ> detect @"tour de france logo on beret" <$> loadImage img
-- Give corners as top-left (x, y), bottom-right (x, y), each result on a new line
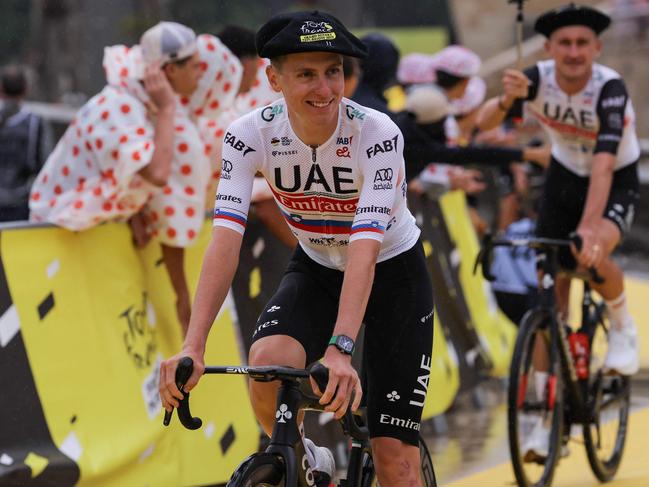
top-left (299, 20), bottom-right (336, 43)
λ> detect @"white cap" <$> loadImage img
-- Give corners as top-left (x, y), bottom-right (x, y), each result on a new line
top-left (140, 21), bottom-right (197, 67)
top-left (405, 85), bottom-right (450, 124)
top-left (432, 45), bottom-right (481, 78)
top-left (451, 76), bottom-right (486, 116)
top-left (397, 53), bottom-right (437, 85)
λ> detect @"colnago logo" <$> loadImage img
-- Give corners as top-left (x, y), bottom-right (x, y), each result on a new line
top-left (273, 190), bottom-right (358, 214)
top-left (379, 414), bottom-right (421, 431)
top-left (276, 403), bottom-right (292, 423)
top-left (366, 135), bottom-right (398, 159)
top-left (267, 305), bottom-right (281, 313)
top-left (224, 132), bottom-right (256, 156)
top-left (409, 354), bottom-right (431, 407)
top-left (261, 104), bottom-right (284, 122)
top-left (355, 205), bottom-right (390, 215)
top-left (216, 194), bottom-right (243, 204)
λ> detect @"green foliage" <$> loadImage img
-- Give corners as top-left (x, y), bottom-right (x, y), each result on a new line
top-left (352, 27), bottom-right (448, 55)
top-left (0, 0), bottom-right (31, 65)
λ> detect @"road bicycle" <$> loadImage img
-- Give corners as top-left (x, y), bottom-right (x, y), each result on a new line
top-left (164, 358), bottom-right (437, 487)
top-left (477, 233), bottom-right (630, 487)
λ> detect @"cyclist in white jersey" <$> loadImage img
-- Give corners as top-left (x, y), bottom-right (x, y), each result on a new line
top-left (160, 11), bottom-right (434, 486)
top-left (477, 3), bottom-right (640, 461)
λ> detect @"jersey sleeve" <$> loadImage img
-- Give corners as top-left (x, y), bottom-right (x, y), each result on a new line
top-left (594, 78), bottom-right (628, 155)
top-left (212, 115), bottom-right (260, 234)
top-left (351, 115), bottom-right (405, 243)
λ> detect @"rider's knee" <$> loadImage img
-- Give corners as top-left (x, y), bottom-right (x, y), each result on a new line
top-left (248, 335), bottom-right (305, 367)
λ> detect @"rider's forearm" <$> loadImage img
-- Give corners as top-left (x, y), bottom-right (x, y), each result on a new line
top-left (183, 227), bottom-right (242, 354)
top-left (138, 105), bottom-right (174, 186)
top-left (333, 239), bottom-right (380, 341)
top-left (579, 152), bottom-right (615, 228)
top-left (476, 96), bottom-right (509, 132)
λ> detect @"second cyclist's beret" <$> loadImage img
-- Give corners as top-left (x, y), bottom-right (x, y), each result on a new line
top-left (255, 10), bottom-right (367, 59)
top-left (534, 3), bottom-right (611, 38)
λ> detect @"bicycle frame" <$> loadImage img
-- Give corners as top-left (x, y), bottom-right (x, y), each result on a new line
top-left (478, 234), bottom-right (616, 426)
top-left (167, 362), bottom-right (372, 487)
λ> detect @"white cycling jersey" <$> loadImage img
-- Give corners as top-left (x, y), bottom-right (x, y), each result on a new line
top-left (524, 60), bottom-right (640, 176)
top-left (213, 97), bottom-right (420, 270)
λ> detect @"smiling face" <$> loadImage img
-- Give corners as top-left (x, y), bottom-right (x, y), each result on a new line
top-left (266, 51), bottom-right (344, 145)
top-left (545, 25), bottom-right (601, 87)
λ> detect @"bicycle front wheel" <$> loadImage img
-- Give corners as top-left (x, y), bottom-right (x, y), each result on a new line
top-left (360, 434), bottom-right (436, 487)
top-left (507, 310), bottom-right (564, 487)
top-left (227, 453), bottom-right (285, 487)
top-left (583, 305), bottom-right (631, 481)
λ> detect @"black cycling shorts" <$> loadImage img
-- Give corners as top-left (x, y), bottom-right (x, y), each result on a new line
top-left (536, 158), bottom-right (639, 270)
top-left (252, 240), bottom-right (435, 446)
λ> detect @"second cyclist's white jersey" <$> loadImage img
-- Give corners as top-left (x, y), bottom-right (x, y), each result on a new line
top-left (213, 97), bottom-right (420, 270)
top-left (524, 60), bottom-right (640, 176)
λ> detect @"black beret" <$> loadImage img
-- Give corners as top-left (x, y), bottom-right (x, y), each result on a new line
top-left (534, 3), bottom-right (611, 38)
top-left (255, 10), bottom-right (367, 59)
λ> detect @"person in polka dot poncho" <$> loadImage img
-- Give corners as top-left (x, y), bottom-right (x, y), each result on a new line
top-left (29, 23), bottom-right (243, 333)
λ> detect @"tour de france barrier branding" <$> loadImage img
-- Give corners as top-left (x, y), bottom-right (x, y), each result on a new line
top-left (0, 191), bottom-right (514, 486)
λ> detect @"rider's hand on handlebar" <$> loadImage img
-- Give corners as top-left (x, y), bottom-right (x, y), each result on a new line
top-left (159, 349), bottom-right (205, 412)
top-left (573, 224), bottom-right (605, 270)
top-left (315, 348), bottom-right (362, 419)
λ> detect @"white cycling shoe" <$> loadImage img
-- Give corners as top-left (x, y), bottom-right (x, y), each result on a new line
top-left (304, 437), bottom-right (335, 486)
top-left (521, 415), bottom-right (570, 464)
top-left (604, 321), bottom-right (639, 376)
top-left (521, 416), bottom-right (550, 463)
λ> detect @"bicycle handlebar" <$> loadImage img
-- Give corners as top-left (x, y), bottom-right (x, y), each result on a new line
top-left (162, 357), bottom-right (202, 430)
top-left (163, 359), bottom-right (370, 440)
top-left (474, 232), bottom-right (604, 284)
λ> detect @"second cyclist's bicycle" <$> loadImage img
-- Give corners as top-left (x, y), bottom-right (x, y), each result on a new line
top-left (477, 233), bottom-right (630, 487)
top-left (164, 358), bottom-right (437, 487)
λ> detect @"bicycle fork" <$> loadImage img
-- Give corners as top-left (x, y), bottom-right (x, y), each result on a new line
top-left (266, 381), bottom-right (314, 487)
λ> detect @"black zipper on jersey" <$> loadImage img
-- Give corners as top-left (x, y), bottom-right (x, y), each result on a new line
top-left (310, 145), bottom-right (329, 241)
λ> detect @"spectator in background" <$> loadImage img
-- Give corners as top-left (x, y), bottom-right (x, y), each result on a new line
top-left (343, 56), bottom-right (361, 98)
top-left (0, 66), bottom-right (49, 222)
top-left (396, 83), bottom-right (548, 234)
top-left (217, 25), bottom-right (261, 96)
top-left (352, 33), bottom-right (400, 114)
top-left (30, 21), bottom-right (208, 334)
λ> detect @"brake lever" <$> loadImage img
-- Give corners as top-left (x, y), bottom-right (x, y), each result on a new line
top-left (163, 357), bottom-right (202, 430)
top-left (568, 232), bottom-right (605, 284)
top-left (476, 233), bottom-right (495, 281)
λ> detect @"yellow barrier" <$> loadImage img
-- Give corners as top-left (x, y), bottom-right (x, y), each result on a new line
top-left (439, 191), bottom-right (517, 378)
top-left (0, 191), bottom-right (522, 485)
top-left (1, 222), bottom-right (258, 486)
